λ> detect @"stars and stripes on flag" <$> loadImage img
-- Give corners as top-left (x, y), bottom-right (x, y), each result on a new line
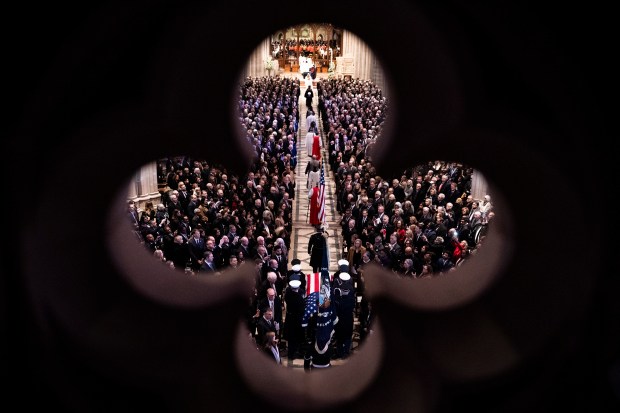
top-left (302, 272), bottom-right (321, 327)
top-left (317, 164), bottom-right (326, 226)
top-left (302, 291), bottom-right (319, 328)
top-left (306, 271), bottom-right (320, 298)
top-left (315, 299), bottom-right (338, 355)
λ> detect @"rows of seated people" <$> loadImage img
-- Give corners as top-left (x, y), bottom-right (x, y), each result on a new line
top-left (131, 76), bottom-right (303, 285)
top-left (128, 74), bottom-right (495, 361)
top-left (316, 77), bottom-right (494, 277)
top-left (132, 75), bottom-right (494, 281)
top-left (272, 39), bottom-right (338, 59)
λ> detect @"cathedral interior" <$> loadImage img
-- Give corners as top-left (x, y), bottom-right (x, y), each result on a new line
top-left (4, 1), bottom-right (617, 412)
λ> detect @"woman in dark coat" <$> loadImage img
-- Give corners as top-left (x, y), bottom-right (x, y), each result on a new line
top-left (307, 228), bottom-right (326, 272)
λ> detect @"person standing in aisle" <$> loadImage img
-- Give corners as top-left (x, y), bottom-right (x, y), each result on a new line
top-left (304, 85), bottom-right (314, 109)
top-left (306, 110), bottom-right (317, 133)
top-left (308, 226), bottom-right (328, 273)
top-left (305, 121), bottom-right (317, 156)
top-left (308, 183), bottom-right (321, 228)
top-left (283, 279), bottom-right (305, 362)
top-left (332, 270), bottom-right (356, 359)
top-left (312, 133), bottom-right (322, 160)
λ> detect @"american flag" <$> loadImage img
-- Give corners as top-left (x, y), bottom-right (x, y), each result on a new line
top-left (302, 272), bottom-right (320, 327)
top-left (317, 163), bottom-right (326, 226)
top-left (315, 291), bottom-right (338, 354)
top-left (306, 271), bottom-right (320, 298)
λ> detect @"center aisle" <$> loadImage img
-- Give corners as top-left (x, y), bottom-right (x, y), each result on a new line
top-left (282, 73), bottom-right (361, 368)
top-left (289, 77), bottom-right (342, 275)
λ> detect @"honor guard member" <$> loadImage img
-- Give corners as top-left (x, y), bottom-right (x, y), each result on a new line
top-left (332, 271), bottom-right (356, 359)
top-left (283, 278), bottom-right (305, 362)
top-left (310, 288), bottom-right (338, 369)
top-left (287, 258), bottom-right (306, 297)
top-left (331, 259), bottom-right (350, 286)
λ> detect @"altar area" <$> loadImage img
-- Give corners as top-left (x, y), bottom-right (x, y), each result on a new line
top-left (280, 69), bottom-right (328, 88)
top-left (298, 56), bottom-right (313, 75)
top-left (282, 55), bottom-right (331, 73)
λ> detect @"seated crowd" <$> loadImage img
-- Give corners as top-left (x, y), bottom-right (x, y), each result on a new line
top-left (128, 74), bottom-right (494, 361)
top-left (316, 77), bottom-right (494, 278)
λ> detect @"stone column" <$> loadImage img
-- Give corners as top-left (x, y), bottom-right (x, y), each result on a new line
top-left (470, 170), bottom-right (489, 202)
top-left (127, 161), bottom-right (161, 210)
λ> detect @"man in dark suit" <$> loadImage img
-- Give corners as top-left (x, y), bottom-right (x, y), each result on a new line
top-left (372, 203), bottom-right (386, 227)
top-left (199, 251), bottom-right (217, 273)
top-left (282, 175), bottom-right (295, 200)
top-left (177, 182), bottom-right (191, 210)
top-left (235, 236), bottom-right (252, 260)
top-left (411, 182), bottom-right (426, 211)
top-left (259, 287), bottom-right (283, 323)
top-left (384, 194), bottom-right (396, 218)
top-left (386, 233), bottom-right (403, 270)
top-left (446, 181), bottom-right (462, 206)
top-left (259, 270), bottom-right (284, 302)
top-left (226, 224), bottom-right (239, 243)
top-left (270, 246), bottom-right (288, 276)
top-left (375, 214), bottom-right (394, 242)
top-left (213, 235), bottom-right (232, 269)
top-left (186, 194), bottom-right (200, 221)
top-left (256, 307), bottom-right (278, 346)
top-left (127, 202), bottom-right (140, 230)
top-left (436, 174), bottom-right (451, 196)
top-left (187, 229), bottom-right (205, 271)
top-left (169, 234), bottom-right (191, 270)
top-left (329, 133), bottom-right (344, 169)
top-left (391, 179), bottom-right (405, 203)
top-left (341, 215), bottom-right (358, 253)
